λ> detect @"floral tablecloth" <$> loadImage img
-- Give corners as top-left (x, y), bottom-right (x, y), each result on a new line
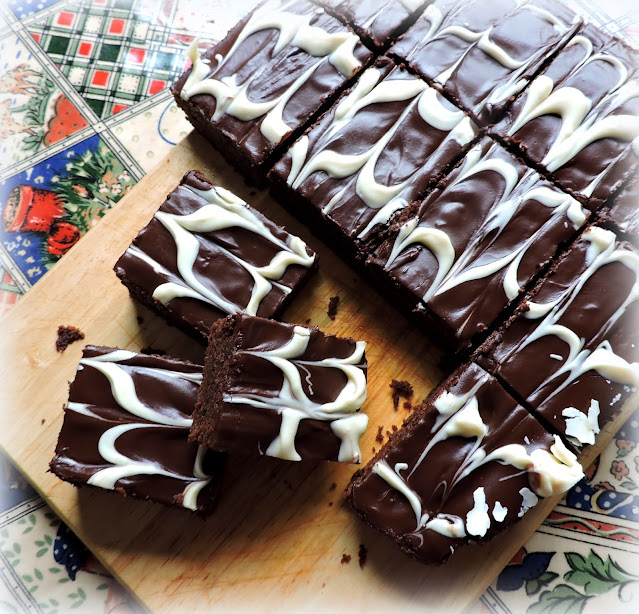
top-left (0, 1), bottom-right (637, 612)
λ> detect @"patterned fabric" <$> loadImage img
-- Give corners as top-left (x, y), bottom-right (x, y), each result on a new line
top-left (0, 1), bottom-right (637, 612)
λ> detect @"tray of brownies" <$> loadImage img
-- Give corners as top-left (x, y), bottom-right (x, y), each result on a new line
top-left (1, 1), bottom-right (637, 612)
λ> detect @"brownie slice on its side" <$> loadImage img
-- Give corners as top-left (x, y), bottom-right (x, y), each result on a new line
top-left (193, 314), bottom-right (369, 463)
top-left (491, 23), bottom-right (639, 207)
top-left (476, 226), bottom-right (639, 453)
top-left (389, 0), bottom-right (581, 125)
top-left (114, 170), bottom-right (318, 343)
top-left (346, 362), bottom-right (583, 565)
top-left (366, 137), bottom-right (590, 352)
top-left (171, 0), bottom-right (373, 184)
top-left (317, 0), bottom-right (430, 51)
top-left (269, 57), bottom-right (479, 261)
top-left (50, 346), bottom-right (224, 515)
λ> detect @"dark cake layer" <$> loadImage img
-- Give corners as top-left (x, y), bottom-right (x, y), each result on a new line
top-left (346, 362), bottom-right (583, 564)
top-left (50, 346), bottom-right (223, 514)
top-left (492, 23), bottom-right (639, 206)
top-left (316, 0), bottom-right (430, 51)
top-left (476, 226), bottom-right (639, 452)
top-left (114, 170), bottom-right (318, 342)
top-left (193, 314), bottom-right (369, 463)
top-left (366, 137), bottom-right (590, 351)
top-left (389, 0), bottom-right (581, 125)
top-left (268, 56), bottom-right (479, 258)
top-left (171, 0), bottom-right (373, 184)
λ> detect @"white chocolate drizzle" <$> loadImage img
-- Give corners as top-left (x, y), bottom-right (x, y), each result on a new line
top-left (410, 1), bottom-right (574, 111)
top-left (563, 399), bottom-right (600, 446)
top-left (282, 64), bottom-right (475, 238)
top-left (125, 183), bottom-right (315, 317)
top-left (506, 39), bottom-right (639, 185)
top-left (180, 4), bottom-right (363, 143)
top-left (371, 376), bottom-right (583, 543)
top-left (382, 144), bottom-right (587, 324)
top-left (223, 326), bottom-right (368, 462)
top-left (67, 352), bottom-right (212, 511)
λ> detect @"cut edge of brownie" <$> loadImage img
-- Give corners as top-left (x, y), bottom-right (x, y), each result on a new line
top-left (190, 315), bottom-right (239, 448)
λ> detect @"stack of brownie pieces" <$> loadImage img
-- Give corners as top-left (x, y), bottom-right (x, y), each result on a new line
top-left (53, 0), bottom-right (639, 564)
top-left (51, 169), bottom-right (370, 514)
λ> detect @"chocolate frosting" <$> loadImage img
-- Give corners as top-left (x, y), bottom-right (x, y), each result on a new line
top-left (348, 363), bottom-right (582, 564)
top-left (114, 170), bottom-right (317, 340)
top-left (50, 346), bottom-right (223, 514)
top-left (493, 22), bottom-right (639, 205)
top-left (172, 0), bottom-right (372, 166)
top-left (390, 0), bottom-right (581, 124)
top-left (270, 57), bottom-right (478, 244)
top-left (368, 138), bottom-right (589, 349)
top-left (196, 314), bottom-right (369, 463)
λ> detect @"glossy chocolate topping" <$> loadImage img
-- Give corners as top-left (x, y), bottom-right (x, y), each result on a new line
top-left (605, 177), bottom-right (639, 239)
top-left (368, 138), bottom-right (589, 348)
top-left (478, 227), bottom-right (639, 448)
top-left (195, 314), bottom-right (369, 463)
top-left (390, 0), bottom-right (581, 124)
top-left (172, 0), bottom-right (372, 166)
top-left (269, 57), bottom-right (478, 243)
top-left (348, 362), bottom-right (583, 564)
top-left (494, 23), bottom-right (639, 205)
top-left (50, 346), bottom-right (223, 513)
top-left (318, 0), bottom-right (428, 49)
top-left (114, 170), bottom-right (317, 340)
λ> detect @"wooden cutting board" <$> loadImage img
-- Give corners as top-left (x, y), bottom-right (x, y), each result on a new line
top-left (1, 131), bottom-right (636, 614)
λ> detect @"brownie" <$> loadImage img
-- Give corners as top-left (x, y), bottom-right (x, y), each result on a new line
top-left (269, 57), bottom-right (479, 259)
top-left (171, 0), bottom-right (373, 184)
top-left (492, 23), bottom-right (639, 206)
top-left (114, 170), bottom-right (318, 343)
top-left (346, 362), bottom-right (583, 564)
top-left (192, 314), bottom-right (369, 463)
top-left (476, 226), bottom-right (639, 451)
top-left (50, 346), bottom-right (223, 514)
top-left (366, 137), bottom-right (590, 351)
top-left (317, 0), bottom-right (430, 51)
top-left (601, 175), bottom-right (639, 242)
top-left (389, 0), bottom-right (581, 125)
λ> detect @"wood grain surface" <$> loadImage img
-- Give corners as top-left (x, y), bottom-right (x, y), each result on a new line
top-left (1, 132), bottom-right (636, 614)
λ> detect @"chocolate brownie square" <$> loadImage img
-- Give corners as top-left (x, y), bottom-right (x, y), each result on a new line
top-left (269, 57), bottom-right (478, 259)
top-left (367, 137), bottom-right (590, 351)
top-left (50, 346), bottom-right (223, 514)
top-left (192, 314), bottom-right (369, 463)
top-left (476, 226), bottom-right (639, 451)
top-left (492, 23), bottom-right (639, 207)
top-left (389, 0), bottom-right (581, 125)
top-left (114, 171), bottom-right (318, 343)
top-left (171, 0), bottom-right (373, 184)
top-left (346, 362), bottom-right (583, 564)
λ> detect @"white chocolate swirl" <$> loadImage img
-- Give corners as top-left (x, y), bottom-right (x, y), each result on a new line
top-left (66, 351), bottom-right (212, 512)
top-left (281, 64), bottom-right (475, 238)
top-left (223, 326), bottom-right (368, 462)
top-left (181, 3), bottom-right (363, 143)
top-left (372, 375), bottom-right (583, 541)
top-left (125, 182), bottom-right (315, 318)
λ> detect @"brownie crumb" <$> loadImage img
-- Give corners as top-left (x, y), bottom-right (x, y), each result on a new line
top-left (358, 544), bottom-right (368, 569)
top-left (341, 554), bottom-right (352, 565)
top-left (375, 425), bottom-right (384, 443)
top-left (56, 325), bottom-right (85, 353)
top-left (403, 401), bottom-right (412, 411)
top-left (141, 346), bottom-right (166, 356)
top-left (329, 482), bottom-right (337, 491)
top-left (328, 501), bottom-right (334, 506)
top-left (41, 419), bottom-right (45, 425)
top-left (372, 447), bottom-right (376, 454)
top-left (390, 379), bottom-right (414, 409)
top-left (327, 295), bottom-right (340, 320)
top-left (136, 315), bottom-right (144, 325)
